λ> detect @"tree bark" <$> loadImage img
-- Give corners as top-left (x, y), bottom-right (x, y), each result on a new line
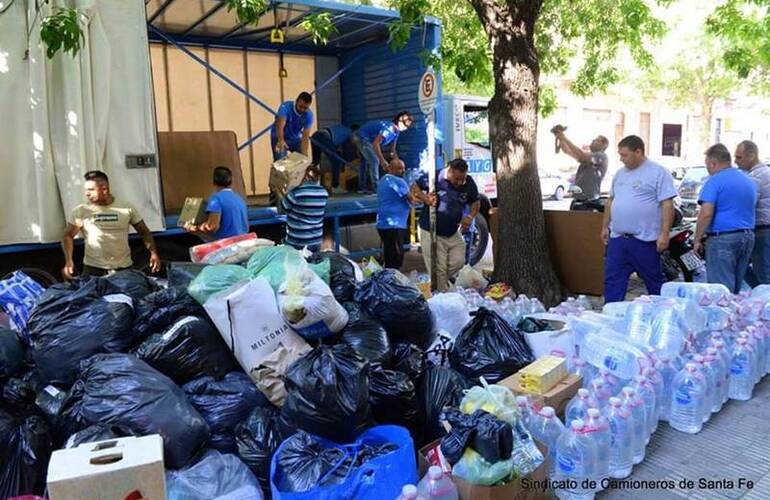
top-left (470, 0), bottom-right (563, 306)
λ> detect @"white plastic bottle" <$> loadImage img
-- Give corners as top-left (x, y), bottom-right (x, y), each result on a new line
top-left (752, 328), bottom-right (766, 378)
top-left (596, 368), bottom-right (624, 397)
top-left (529, 406), bottom-right (565, 478)
top-left (618, 387), bottom-right (647, 464)
top-left (669, 362), bottom-right (706, 434)
top-left (625, 300), bottom-right (654, 345)
top-left (712, 340), bottom-right (732, 403)
top-left (554, 420), bottom-right (598, 500)
top-left (587, 378), bottom-right (612, 408)
top-left (578, 328), bottom-right (649, 380)
top-left (764, 325), bottom-right (770, 374)
top-left (417, 466), bottom-right (458, 500)
top-left (643, 367), bottom-right (665, 421)
top-left (585, 408), bottom-right (610, 487)
top-left (397, 484), bottom-right (421, 500)
top-left (573, 357), bottom-right (598, 388)
top-left (729, 338), bottom-right (754, 401)
top-left (655, 357), bottom-right (677, 422)
top-left (603, 397), bottom-right (634, 479)
top-left (516, 395), bottom-right (535, 430)
top-left (738, 331), bottom-right (761, 384)
top-left (565, 388), bottom-right (599, 423)
top-left (649, 306), bottom-right (685, 359)
top-left (630, 375), bottom-right (657, 437)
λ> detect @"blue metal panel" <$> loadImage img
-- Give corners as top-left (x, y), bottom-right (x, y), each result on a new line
top-left (340, 23), bottom-right (442, 177)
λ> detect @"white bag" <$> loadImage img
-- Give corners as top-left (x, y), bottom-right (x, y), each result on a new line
top-left (428, 293), bottom-right (471, 339)
top-left (522, 313), bottom-right (575, 362)
top-left (278, 265), bottom-right (349, 340)
top-left (203, 278), bottom-right (308, 377)
top-left (455, 264), bottom-right (488, 290)
top-left (269, 152), bottom-right (311, 199)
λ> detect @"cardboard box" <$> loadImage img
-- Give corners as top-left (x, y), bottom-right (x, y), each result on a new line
top-left (418, 440), bottom-right (551, 500)
top-left (543, 210), bottom-right (605, 295)
top-left (176, 197), bottom-right (207, 227)
top-left (269, 151), bottom-right (311, 200)
top-left (500, 372), bottom-right (582, 419)
top-left (48, 435), bottom-right (166, 500)
top-left (518, 356), bottom-right (568, 394)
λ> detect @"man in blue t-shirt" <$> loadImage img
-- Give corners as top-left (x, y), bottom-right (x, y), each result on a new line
top-left (356, 111), bottom-right (414, 193)
top-left (412, 159), bottom-right (480, 291)
top-left (694, 143), bottom-right (758, 293)
top-left (271, 92), bottom-right (314, 161)
top-left (185, 166), bottom-right (249, 240)
top-left (377, 158), bottom-right (414, 269)
top-left (310, 123), bottom-right (359, 194)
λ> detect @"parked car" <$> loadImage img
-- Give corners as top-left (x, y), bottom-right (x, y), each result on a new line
top-left (678, 166), bottom-right (708, 219)
top-left (539, 170), bottom-right (569, 200)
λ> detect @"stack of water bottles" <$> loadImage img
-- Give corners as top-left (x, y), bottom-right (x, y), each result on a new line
top-left (455, 288), bottom-right (547, 328)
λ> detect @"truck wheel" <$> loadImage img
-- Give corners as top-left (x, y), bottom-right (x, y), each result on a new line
top-left (554, 186), bottom-right (565, 201)
top-left (2, 268), bottom-right (58, 288)
top-left (467, 214), bottom-right (490, 267)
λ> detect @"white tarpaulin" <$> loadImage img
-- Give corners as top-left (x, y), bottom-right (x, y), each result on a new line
top-left (0, 0), bottom-right (164, 245)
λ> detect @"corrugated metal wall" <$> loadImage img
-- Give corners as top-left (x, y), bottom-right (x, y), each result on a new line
top-left (341, 23), bottom-right (442, 178)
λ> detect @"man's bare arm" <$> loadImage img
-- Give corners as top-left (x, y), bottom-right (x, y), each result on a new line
top-left (132, 221), bottom-right (161, 273)
top-left (556, 133), bottom-right (591, 163)
top-left (61, 223), bottom-right (81, 280)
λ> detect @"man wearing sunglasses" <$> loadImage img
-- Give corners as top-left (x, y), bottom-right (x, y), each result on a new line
top-left (356, 111), bottom-right (414, 193)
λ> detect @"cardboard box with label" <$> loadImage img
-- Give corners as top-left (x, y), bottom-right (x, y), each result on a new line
top-left (47, 434), bottom-right (166, 500)
top-left (176, 197), bottom-right (207, 227)
top-left (500, 372), bottom-right (582, 419)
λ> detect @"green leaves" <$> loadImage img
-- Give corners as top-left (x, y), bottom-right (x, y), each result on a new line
top-left (706, 0), bottom-right (770, 77)
top-left (387, 0), bottom-right (431, 50)
top-left (299, 12), bottom-right (338, 45)
top-left (224, 0), bottom-right (269, 25)
top-left (40, 8), bottom-right (85, 59)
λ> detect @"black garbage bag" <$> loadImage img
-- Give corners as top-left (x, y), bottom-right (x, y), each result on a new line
top-left (392, 342), bottom-right (425, 382)
top-left (60, 353), bottom-right (210, 469)
top-left (369, 368), bottom-right (418, 428)
top-left (133, 287), bottom-right (205, 340)
top-left (307, 251), bottom-right (358, 302)
top-left (450, 307), bottom-right (535, 384)
top-left (1, 376), bottom-right (37, 414)
top-left (417, 366), bottom-right (474, 445)
top-left (439, 408), bottom-right (513, 465)
top-left (168, 262), bottom-right (209, 289)
top-left (104, 269), bottom-right (159, 300)
top-left (166, 449), bottom-right (264, 500)
top-left (281, 343), bottom-right (370, 443)
top-left (0, 410), bottom-right (52, 499)
top-left (236, 406), bottom-right (295, 491)
top-left (28, 279), bottom-right (136, 385)
top-left (35, 384), bottom-right (68, 421)
top-left (184, 372), bottom-right (268, 453)
top-left (516, 316), bottom-right (556, 334)
top-left (0, 328), bottom-right (24, 379)
top-left (134, 316), bottom-right (238, 385)
top-left (339, 301), bottom-right (391, 367)
top-left (65, 423), bottom-right (129, 448)
top-left (354, 269), bottom-right (436, 349)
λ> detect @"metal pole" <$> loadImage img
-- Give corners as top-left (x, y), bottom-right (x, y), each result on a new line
top-left (427, 111), bottom-right (438, 291)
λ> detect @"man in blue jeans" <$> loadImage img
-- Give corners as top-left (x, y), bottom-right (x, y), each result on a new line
top-left (310, 123), bottom-right (359, 194)
top-left (601, 135), bottom-right (677, 303)
top-left (356, 111), bottom-right (414, 193)
top-left (735, 140), bottom-right (770, 286)
top-left (694, 143), bottom-right (758, 294)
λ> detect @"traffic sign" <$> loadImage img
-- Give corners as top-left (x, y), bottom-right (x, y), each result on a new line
top-left (418, 69), bottom-right (437, 115)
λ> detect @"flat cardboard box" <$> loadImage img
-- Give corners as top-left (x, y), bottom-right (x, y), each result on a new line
top-left (418, 440), bottom-right (551, 500)
top-left (176, 197), bottom-right (207, 226)
top-left (500, 372), bottom-right (582, 419)
top-left (47, 435), bottom-right (166, 500)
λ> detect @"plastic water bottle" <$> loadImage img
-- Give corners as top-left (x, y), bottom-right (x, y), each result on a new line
top-left (669, 363), bottom-right (706, 434)
top-left (516, 396), bottom-right (535, 430)
top-left (529, 406), bottom-right (565, 478)
top-left (585, 408), bottom-right (610, 487)
top-left (729, 338), bottom-right (754, 401)
top-left (642, 367), bottom-right (664, 421)
top-left (705, 348), bottom-right (727, 410)
top-left (573, 358), bottom-right (597, 388)
top-left (417, 466), bottom-right (458, 500)
top-left (578, 328), bottom-right (648, 380)
top-left (751, 329), bottom-right (766, 381)
top-left (619, 387), bottom-right (647, 464)
top-left (630, 375), bottom-right (657, 437)
top-left (594, 368), bottom-right (623, 397)
top-left (555, 420), bottom-right (598, 500)
top-left (764, 325), bottom-right (770, 374)
top-left (740, 331), bottom-right (761, 384)
top-left (603, 397), bottom-right (633, 479)
top-left (712, 340), bottom-right (732, 404)
top-left (626, 300), bottom-right (654, 345)
top-left (566, 388), bottom-right (599, 423)
top-left (655, 357), bottom-right (677, 422)
top-left (649, 307), bottom-right (686, 359)
top-left (587, 378), bottom-right (612, 408)
top-left (693, 355), bottom-right (716, 421)
top-left (397, 484), bottom-right (421, 500)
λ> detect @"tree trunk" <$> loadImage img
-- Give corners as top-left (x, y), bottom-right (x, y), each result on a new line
top-left (470, 0), bottom-right (562, 306)
top-left (700, 98), bottom-right (714, 148)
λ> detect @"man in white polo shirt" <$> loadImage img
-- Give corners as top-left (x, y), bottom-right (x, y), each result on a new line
top-left (735, 140), bottom-right (770, 285)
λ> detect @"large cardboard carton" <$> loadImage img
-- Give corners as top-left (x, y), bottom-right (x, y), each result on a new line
top-left (418, 440), bottom-right (551, 500)
top-left (47, 435), bottom-right (166, 500)
top-left (500, 372), bottom-right (582, 419)
top-left (269, 152), bottom-right (311, 200)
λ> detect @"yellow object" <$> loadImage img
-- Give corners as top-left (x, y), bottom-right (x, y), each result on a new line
top-left (518, 356), bottom-right (568, 395)
top-left (485, 282), bottom-right (510, 300)
top-left (270, 28), bottom-right (285, 44)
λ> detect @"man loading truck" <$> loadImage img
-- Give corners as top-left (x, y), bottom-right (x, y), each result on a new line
top-left (271, 92), bottom-right (314, 161)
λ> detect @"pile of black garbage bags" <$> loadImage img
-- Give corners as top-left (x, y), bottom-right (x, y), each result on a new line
top-left (0, 253), bottom-right (534, 499)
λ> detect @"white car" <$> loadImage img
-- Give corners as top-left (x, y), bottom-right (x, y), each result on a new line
top-left (539, 170), bottom-right (569, 200)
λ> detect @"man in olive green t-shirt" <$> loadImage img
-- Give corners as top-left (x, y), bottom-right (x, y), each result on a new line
top-left (61, 170), bottom-right (160, 279)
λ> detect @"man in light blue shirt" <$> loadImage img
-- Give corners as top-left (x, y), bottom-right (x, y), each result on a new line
top-left (356, 111), bottom-right (414, 193)
top-left (694, 143), bottom-right (758, 293)
top-left (735, 140), bottom-right (770, 286)
top-left (601, 135), bottom-right (677, 303)
top-left (376, 158), bottom-right (413, 269)
top-left (271, 92), bottom-right (314, 161)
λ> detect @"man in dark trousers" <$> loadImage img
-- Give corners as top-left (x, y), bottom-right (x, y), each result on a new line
top-left (551, 125), bottom-right (609, 200)
top-left (376, 158), bottom-right (413, 269)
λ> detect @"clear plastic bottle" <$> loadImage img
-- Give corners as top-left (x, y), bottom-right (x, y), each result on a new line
top-left (603, 397), bottom-right (634, 479)
top-left (630, 375), bottom-right (657, 438)
top-left (587, 378), bottom-right (612, 408)
top-left (619, 387), bottom-right (647, 464)
top-left (764, 325), bottom-right (770, 374)
top-left (712, 340), bottom-right (732, 404)
top-left (738, 331), bottom-right (760, 384)
top-left (655, 357), bottom-right (677, 422)
top-left (729, 338), bottom-right (754, 401)
top-left (692, 355), bottom-right (714, 422)
top-left (625, 300), bottom-right (654, 345)
top-left (565, 388), bottom-right (599, 424)
top-left (595, 368), bottom-right (623, 397)
top-left (669, 362), bottom-right (706, 434)
top-left (554, 420), bottom-right (598, 500)
top-left (705, 348), bottom-right (727, 410)
top-left (649, 306), bottom-right (686, 359)
top-left (573, 358), bottom-right (598, 389)
top-left (578, 328), bottom-right (649, 380)
top-left (417, 466), bottom-right (458, 500)
top-left (585, 408), bottom-right (610, 487)
top-left (528, 406), bottom-right (565, 478)
top-left (397, 484), bottom-right (421, 500)
top-left (751, 328), bottom-right (766, 382)
top-left (516, 395), bottom-right (535, 430)
top-left (642, 367), bottom-right (664, 421)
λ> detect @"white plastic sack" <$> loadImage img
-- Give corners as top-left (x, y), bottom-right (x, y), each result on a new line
top-left (456, 264), bottom-right (488, 290)
top-left (522, 313), bottom-right (575, 361)
top-left (269, 152), bottom-right (311, 199)
top-left (203, 278), bottom-right (308, 377)
top-left (278, 266), bottom-right (349, 340)
top-left (428, 293), bottom-right (471, 339)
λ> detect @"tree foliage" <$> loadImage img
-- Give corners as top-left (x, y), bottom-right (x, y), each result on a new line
top-left (40, 7), bottom-right (86, 59)
top-left (223, 0), bottom-right (269, 25)
top-left (707, 0), bottom-right (770, 77)
top-left (299, 13), bottom-right (338, 45)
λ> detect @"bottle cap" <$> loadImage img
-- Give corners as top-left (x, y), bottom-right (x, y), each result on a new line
top-left (609, 397), bottom-right (622, 407)
top-left (685, 362), bottom-right (699, 371)
top-left (402, 484), bottom-right (418, 497)
top-left (587, 408), bottom-right (601, 418)
top-left (539, 406), bottom-right (556, 418)
top-left (428, 466), bottom-right (443, 480)
top-left (633, 375), bottom-right (646, 383)
top-left (570, 419), bottom-right (584, 431)
top-left (693, 355), bottom-right (704, 362)
top-left (577, 388), bottom-right (590, 398)
top-left (621, 386), bottom-right (636, 397)
top-left (516, 396), bottom-right (529, 406)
